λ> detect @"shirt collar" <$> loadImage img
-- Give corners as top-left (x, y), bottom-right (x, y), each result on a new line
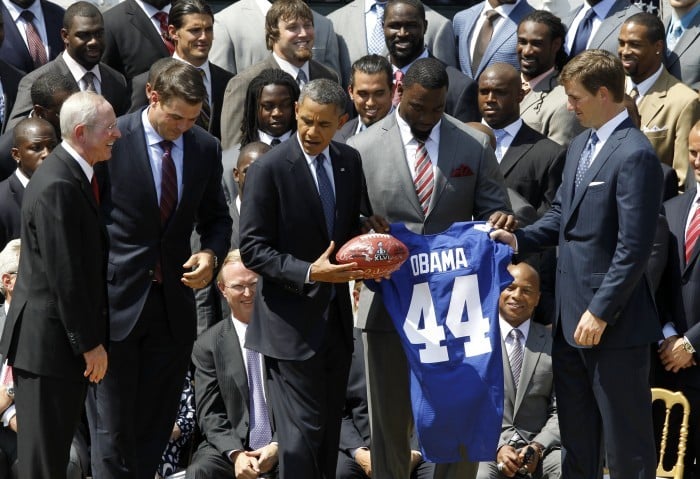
top-left (258, 129), bottom-right (292, 144)
top-left (672, 2), bottom-right (700, 28)
top-left (499, 316), bottom-right (531, 343)
top-left (296, 133), bottom-right (330, 166)
top-left (133, 0), bottom-right (170, 19)
top-left (524, 67), bottom-right (556, 90)
top-left (395, 107), bottom-right (441, 147)
top-left (273, 52), bottom-right (310, 83)
top-left (3, 0), bottom-right (42, 22)
top-left (61, 51), bottom-right (102, 84)
top-left (14, 168), bottom-right (29, 188)
top-left (392, 48), bottom-right (429, 74)
top-left (61, 140), bottom-right (94, 181)
top-left (593, 109), bottom-right (629, 144)
top-left (627, 65), bottom-right (664, 98)
top-left (584, 0), bottom-right (616, 20)
top-left (231, 315), bottom-right (248, 352)
top-left (481, 0), bottom-right (520, 18)
top-left (142, 107), bottom-right (185, 151)
top-left (500, 118), bottom-right (523, 138)
top-left (364, 0), bottom-right (386, 14)
top-left (173, 52), bottom-right (211, 76)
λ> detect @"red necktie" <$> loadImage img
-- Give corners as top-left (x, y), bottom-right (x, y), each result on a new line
top-left (20, 10), bottom-right (48, 68)
top-left (392, 69), bottom-right (404, 107)
top-left (686, 200), bottom-right (700, 264)
top-left (414, 140), bottom-right (434, 215)
top-left (153, 11), bottom-right (175, 54)
top-left (91, 175), bottom-right (100, 205)
top-left (159, 140), bottom-right (177, 226)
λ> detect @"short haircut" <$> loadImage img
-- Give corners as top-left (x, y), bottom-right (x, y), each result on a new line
top-left (13, 117), bottom-right (55, 146)
top-left (403, 57), bottom-right (449, 90)
top-left (63, 1), bottom-right (102, 30)
top-left (624, 12), bottom-right (665, 44)
top-left (216, 249), bottom-right (244, 284)
top-left (169, 0), bottom-right (214, 29)
top-left (152, 61), bottom-right (207, 105)
top-left (31, 71), bottom-right (79, 108)
top-left (560, 49), bottom-right (625, 102)
top-left (241, 68), bottom-right (299, 146)
top-left (0, 239), bottom-right (20, 296)
top-left (147, 57), bottom-right (180, 86)
top-left (519, 10), bottom-right (568, 71)
top-left (59, 91), bottom-right (105, 139)
top-left (265, 0), bottom-right (313, 51)
top-left (385, 0), bottom-right (425, 22)
top-left (298, 78), bottom-right (348, 115)
top-left (239, 141), bottom-right (271, 165)
top-left (350, 54), bottom-right (393, 89)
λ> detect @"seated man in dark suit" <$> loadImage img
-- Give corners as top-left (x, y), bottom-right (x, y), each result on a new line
top-left (187, 249), bottom-right (278, 479)
top-left (0, 117), bottom-right (56, 248)
top-left (334, 54), bottom-right (393, 144)
top-left (337, 327), bottom-right (435, 479)
top-left (7, 1), bottom-right (129, 130)
top-left (0, 71), bottom-right (77, 181)
top-left (477, 262), bottom-right (561, 479)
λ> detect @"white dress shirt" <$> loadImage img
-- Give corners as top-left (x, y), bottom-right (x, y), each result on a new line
top-left (469, 0), bottom-right (522, 60)
top-left (62, 50), bottom-right (102, 94)
top-left (395, 108), bottom-right (441, 178)
top-left (2, 0), bottom-right (48, 57)
top-left (564, 0), bottom-right (616, 54)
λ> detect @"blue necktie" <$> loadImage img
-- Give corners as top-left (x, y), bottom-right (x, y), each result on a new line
top-left (315, 154), bottom-right (335, 236)
top-left (493, 129), bottom-right (508, 163)
top-left (667, 23), bottom-right (683, 51)
top-left (368, 2), bottom-right (386, 54)
top-left (246, 348), bottom-right (272, 450)
top-left (575, 132), bottom-right (599, 189)
top-left (571, 8), bottom-right (596, 57)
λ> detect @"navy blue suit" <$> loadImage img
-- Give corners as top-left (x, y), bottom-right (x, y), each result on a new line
top-left (0, 0), bottom-right (64, 74)
top-left (515, 116), bottom-right (663, 478)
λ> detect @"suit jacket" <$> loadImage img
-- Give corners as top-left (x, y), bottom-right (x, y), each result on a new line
top-left (520, 69), bottom-right (583, 148)
top-left (329, 0), bottom-right (457, 87)
top-left (101, 0), bottom-right (170, 82)
top-left (453, 0), bottom-right (534, 79)
top-left (637, 68), bottom-right (700, 189)
top-left (0, 173), bottom-right (24, 249)
top-left (0, 59), bottom-right (24, 134)
top-left (239, 137), bottom-right (368, 360)
top-left (0, 131), bottom-right (15, 183)
top-left (7, 53), bottom-right (130, 131)
top-left (497, 321), bottom-right (560, 452)
top-left (445, 65), bottom-right (480, 123)
top-left (97, 111), bottom-right (232, 342)
top-left (210, 0), bottom-right (340, 77)
top-left (562, 0), bottom-right (642, 56)
top-left (333, 117), bottom-right (360, 144)
top-left (219, 55), bottom-right (338, 149)
top-left (665, 10), bottom-right (700, 91)
top-left (129, 61), bottom-right (234, 141)
top-left (0, 145), bottom-right (108, 380)
top-left (348, 112), bottom-right (511, 331)
top-left (192, 318), bottom-right (275, 456)
top-left (499, 122), bottom-right (565, 216)
top-left (516, 118), bottom-right (663, 348)
top-left (0, 0), bottom-right (64, 74)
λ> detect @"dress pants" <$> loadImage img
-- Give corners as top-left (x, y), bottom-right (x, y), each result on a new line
top-left (14, 368), bottom-right (86, 478)
top-left (265, 300), bottom-right (351, 479)
top-left (87, 284), bottom-right (193, 478)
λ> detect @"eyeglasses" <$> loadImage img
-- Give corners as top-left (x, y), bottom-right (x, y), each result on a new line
top-left (87, 121), bottom-right (118, 131)
top-left (223, 281), bottom-right (258, 293)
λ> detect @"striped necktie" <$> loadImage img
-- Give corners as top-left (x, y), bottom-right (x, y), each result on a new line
top-left (20, 10), bottom-right (48, 68)
top-left (414, 140), bottom-right (434, 215)
top-left (508, 328), bottom-right (524, 389)
top-left (686, 199), bottom-right (700, 264)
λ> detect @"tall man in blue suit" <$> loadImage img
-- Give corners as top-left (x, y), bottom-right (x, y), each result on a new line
top-left (492, 50), bottom-right (663, 479)
top-left (453, 0), bottom-right (533, 80)
top-left (88, 61), bottom-right (232, 479)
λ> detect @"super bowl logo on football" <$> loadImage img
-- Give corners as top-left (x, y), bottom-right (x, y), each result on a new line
top-left (336, 233), bottom-right (409, 279)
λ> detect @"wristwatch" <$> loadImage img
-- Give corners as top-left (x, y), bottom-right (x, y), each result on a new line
top-left (683, 336), bottom-right (696, 354)
top-left (6, 386), bottom-right (14, 399)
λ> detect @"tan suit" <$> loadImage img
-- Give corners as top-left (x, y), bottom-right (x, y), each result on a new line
top-left (520, 69), bottom-right (583, 148)
top-left (637, 68), bottom-right (700, 189)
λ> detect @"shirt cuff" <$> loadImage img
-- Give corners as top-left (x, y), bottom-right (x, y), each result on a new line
top-left (662, 322), bottom-right (678, 339)
top-left (1, 404), bottom-right (15, 427)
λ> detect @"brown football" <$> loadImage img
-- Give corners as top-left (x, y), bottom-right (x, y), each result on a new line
top-left (336, 233), bottom-right (409, 279)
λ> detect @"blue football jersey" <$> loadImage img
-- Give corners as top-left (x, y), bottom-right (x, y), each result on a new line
top-left (369, 221), bottom-right (513, 462)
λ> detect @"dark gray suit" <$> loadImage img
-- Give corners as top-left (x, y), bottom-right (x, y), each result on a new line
top-left (562, 0), bottom-right (642, 56)
top-left (665, 10), bottom-right (700, 91)
top-left (7, 53), bottom-right (129, 131)
top-left (348, 111), bottom-right (511, 479)
top-left (219, 55), bottom-right (338, 149)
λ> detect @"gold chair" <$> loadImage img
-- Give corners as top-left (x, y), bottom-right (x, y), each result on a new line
top-left (653, 387), bottom-right (691, 479)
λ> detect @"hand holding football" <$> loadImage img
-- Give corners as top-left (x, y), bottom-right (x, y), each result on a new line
top-left (336, 233), bottom-right (409, 279)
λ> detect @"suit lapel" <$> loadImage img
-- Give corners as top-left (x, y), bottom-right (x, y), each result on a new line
top-left (288, 138), bottom-right (330, 241)
top-left (126, 114), bottom-right (161, 220)
top-left (637, 71), bottom-right (672, 127)
top-left (219, 319), bottom-right (250, 415)
top-left (499, 125), bottom-right (536, 176)
top-left (429, 119), bottom-right (460, 216)
top-left (56, 55), bottom-right (81, 92)
top-left (501, 338), bottom-right (517, 407)
top-left (666, 11), bottom-right (700, 65)
top-left (127, 0), bottom-right (169, 53)
top-left (591, 0), bottom-right (626, 46)
top-left (383, 115), bottom-right (425, 218)
top-left (330, 142), bottom-right (351, 242)
top-left (520, 71), bottom-right (557, 114)
top-left (8, 173), bottom-right (24, 207)
top-left (459, 9), bottom-right (479, 76)
top-left (514, 324), bottom-right (544, 413)
top-left (56, 145), bottom-right (101, 215)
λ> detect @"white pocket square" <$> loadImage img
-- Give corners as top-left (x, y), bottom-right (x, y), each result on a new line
top-left (642, 125), bottom-right (668, 133)
top-left (589, 181), bottom-right (605, 187)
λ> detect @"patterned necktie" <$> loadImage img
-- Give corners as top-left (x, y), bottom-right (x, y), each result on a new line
top-left (20, 10), bottom-right (48, 68)
top-left (246, 348), bottom-right (272, 450)
top-left (296, 68), bottom-right (308, 88)
top-left (629, 85), bottom-right (639, 102)
top-left (83, 71), bottom-right (97, 92)
top-left (368, 2), bottom-right (386, 55)
top-left (153, 11), bottom-right (175, 54)
top-left (472, 10), bottom-right (500, 77)
top-left (508, 328), bottom-right (524, 389)
top-left (414, 140), bottom-right (434, 215)
top-left (575, 132), bottom-right (598, 189)
top-left (392, 69), bottom-right (404, 106)
top-left (159, 140), bottom-right (177, 225)
top-left (493, 129), bottom-right (508, 163)
top-left (521, 80), bottom-right (531, 96)
top-left (91, 175), bottom-right (100, 204)
top-left (571, 8), bottom-right (596, 57)
top-left (685, 199), bottom-right (700, 264)
top-left (315, 154), bottom-right (335, 236)
top-left (270, 138), bottom-right (281, 146)
top-left (196, 69), bottom-right (211, 131)
top-left (667, 23), bottom-right (683, 51)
